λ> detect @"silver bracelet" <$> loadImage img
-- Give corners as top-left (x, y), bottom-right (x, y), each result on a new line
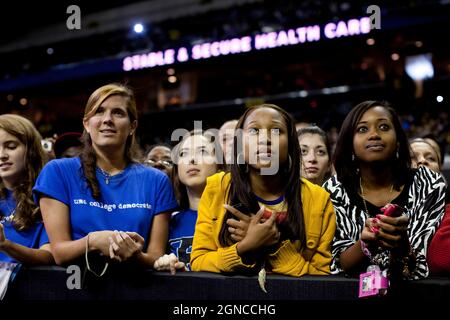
top-left (85, 232), bottom-right (109, 277)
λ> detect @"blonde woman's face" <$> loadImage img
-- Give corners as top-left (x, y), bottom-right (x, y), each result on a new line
top-left (0, 129), bottom-right (26, 189)
top-left (83, 95), bottom-right (137, 152)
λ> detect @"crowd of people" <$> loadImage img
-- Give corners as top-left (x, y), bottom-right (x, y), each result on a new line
top-left (1, 83), bottom-right (449, 299)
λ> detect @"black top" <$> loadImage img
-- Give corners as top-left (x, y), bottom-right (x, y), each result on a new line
top-left (351, 170), bottom-right (414, 217)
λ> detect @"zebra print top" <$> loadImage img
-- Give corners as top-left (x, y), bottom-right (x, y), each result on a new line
top-left (323, 166), bottom-right (447, 279)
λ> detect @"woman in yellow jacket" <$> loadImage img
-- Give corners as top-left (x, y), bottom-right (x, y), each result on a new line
top-left (190, 104), bottom-right (336, 282)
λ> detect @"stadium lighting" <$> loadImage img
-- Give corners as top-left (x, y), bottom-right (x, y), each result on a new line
top-left (405, 53), bottom-right (434, 81)
top-left (133, 23), bottom-right (144, 34)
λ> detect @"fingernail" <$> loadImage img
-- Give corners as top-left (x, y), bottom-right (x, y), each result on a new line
top-left (370, 226), bottom-right (379, 233)
top-left (376, 214), bottom-right (382, 220)
top-left (373, 218), bottom-right (379, 224)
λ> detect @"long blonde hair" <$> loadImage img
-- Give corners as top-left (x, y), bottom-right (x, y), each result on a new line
top-left (80, 83), bottom-right (142, 200)
top-left (0, 114), bottom-right (47, 231)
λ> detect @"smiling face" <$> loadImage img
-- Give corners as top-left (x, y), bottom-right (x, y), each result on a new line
top-left (0, 129), bottom-right (26, 189)
top-left (242, 107), bottom-right (288, 172)
top-left (299, 133), bottom-right (330, 185)
top-left (353, 106), bottom-right (398, 164)
top-left (83, 95), bottom-right (137, 154)
top-left (177, 134), bottom-right (218, 193)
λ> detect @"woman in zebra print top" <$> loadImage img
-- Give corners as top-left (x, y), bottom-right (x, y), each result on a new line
top-left (323, 101), bottom-right (446, 280)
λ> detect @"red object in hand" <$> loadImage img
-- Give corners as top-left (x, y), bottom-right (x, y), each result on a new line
top-left (380, 203), bottom-right (403, 217)
top-left (261, 209), bottom-right (287, 224)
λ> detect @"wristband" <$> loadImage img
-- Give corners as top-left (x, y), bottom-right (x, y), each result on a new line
top-left (360, 240), bottom-right (372, 258)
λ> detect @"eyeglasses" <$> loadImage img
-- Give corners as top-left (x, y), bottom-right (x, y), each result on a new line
top-left (144, 159), bottom-right (173, 167)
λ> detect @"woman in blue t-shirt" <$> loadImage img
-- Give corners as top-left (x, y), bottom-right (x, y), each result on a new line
top-left (0, 114), bottom-right (53, 264)
top-left (153, 130), bottom-right (224, 273)
top-left (34, 83), bottom-right (178, 270)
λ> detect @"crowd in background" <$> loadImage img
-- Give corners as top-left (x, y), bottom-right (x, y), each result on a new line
top-left (1, 83), bottom-right (449, 301)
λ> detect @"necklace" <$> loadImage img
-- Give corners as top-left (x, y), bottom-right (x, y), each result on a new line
top-left (0, 211), bottom-right (14, 224)
top-left (359, 177), bottom-right (395, 215)
top-left (0, 198), bottom-right (15, 224)
top-left (98, 167), bottom-right (122, 185)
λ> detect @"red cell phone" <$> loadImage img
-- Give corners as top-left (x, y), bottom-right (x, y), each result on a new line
top-left (380, 204), bottom-right (403, 217)
top-left (262, 209), bottom-right (287, 224)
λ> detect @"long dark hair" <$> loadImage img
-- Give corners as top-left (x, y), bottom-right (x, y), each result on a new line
top-left (333, 100), bottom-right (411, 195)
top-left (80, 83), bottom-right (142, 200)
top-left (218, 104), bottom-right (305, 250)
top-left (0, 114), bottom-right (47, 231)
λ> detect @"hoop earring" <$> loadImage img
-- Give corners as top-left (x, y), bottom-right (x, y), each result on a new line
top-left (236, 153), bottom-right (249, 173)
top-left (352, 153), bottom-right (359, 175)
top-left (285, 155), bottom-right (292, 172)
top-left (236, 153), bottom-right (245, 165)
top-left (282, 155), bottom-right (292, 174)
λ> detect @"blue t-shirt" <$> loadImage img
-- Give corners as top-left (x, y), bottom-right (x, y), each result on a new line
top-left (0, 190), bottom-right (49, 263)
top-left (168, 208), bottom-right (197, 270)
top-left (32, 157), bottom-right (178, 249)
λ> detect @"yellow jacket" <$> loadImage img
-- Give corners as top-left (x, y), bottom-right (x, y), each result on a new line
top-left (190, 172), bottom-right (336, 276)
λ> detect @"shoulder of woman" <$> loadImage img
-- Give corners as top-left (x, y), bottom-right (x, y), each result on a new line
top-left (132, 163), bottom-right (167, 178)
top-left (206, 171), bottom-right (228, 188)
top-left (321, 175), bottom-right (342, 193)
top-left (42, 156), bottom-right (80, 173)
top-left (301, 178), bottom-right (331, 201)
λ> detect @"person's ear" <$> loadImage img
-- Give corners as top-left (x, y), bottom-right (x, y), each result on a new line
top-left (82, 118), bottom-right (90, 134)
top-left (129, 120), bottom-right (138, 135)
